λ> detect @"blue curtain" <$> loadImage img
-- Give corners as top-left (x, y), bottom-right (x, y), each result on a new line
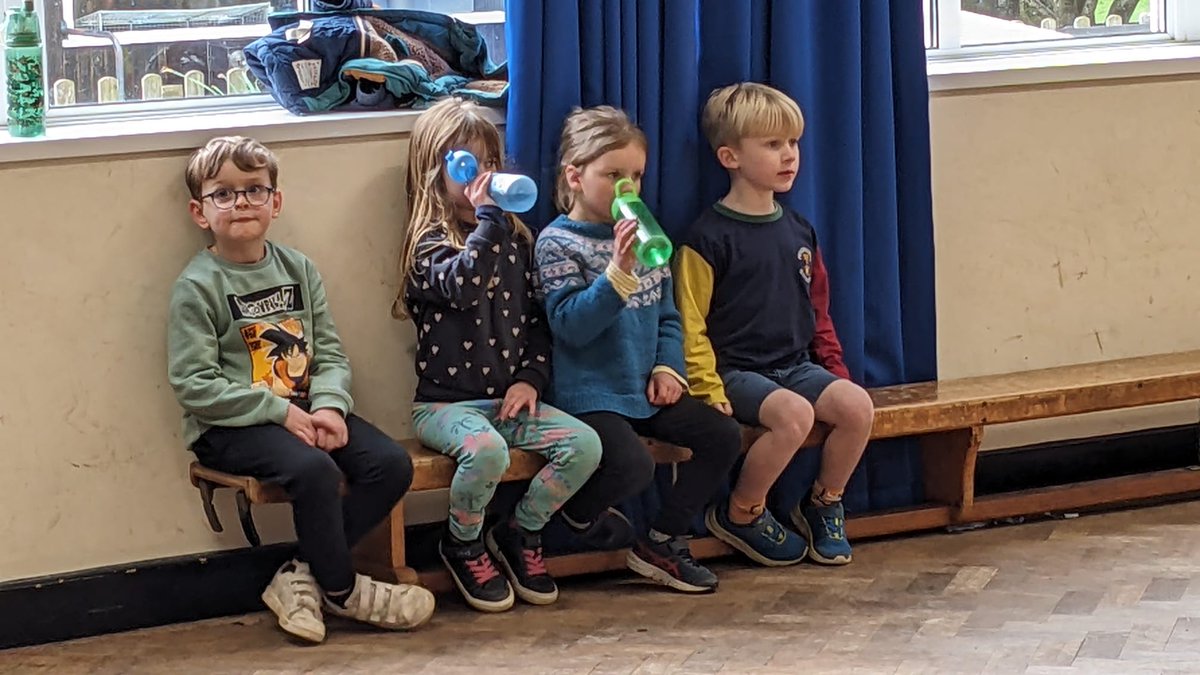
top-left (505, 0), bottom-right (937, 545)
top-left (505, 0), bottom-right (703, 233)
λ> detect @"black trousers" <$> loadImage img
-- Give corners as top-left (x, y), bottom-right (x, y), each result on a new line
top-left (192, 414), bottom-right (413, 593)
top-left (565, 395), bottom-right (742, 536)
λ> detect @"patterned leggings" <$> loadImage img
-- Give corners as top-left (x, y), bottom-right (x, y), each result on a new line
top-left (412, 400), bottom-right (603, 541)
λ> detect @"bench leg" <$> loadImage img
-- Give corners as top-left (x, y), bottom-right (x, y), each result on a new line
top-left (235, 490), bottom-right (262, 547)
top-left (352, 499), bottom-right (419, 585)
top-left (920, 426), bottom-right (982, 521)
top-left (196, 479), bottom-right (224, 534)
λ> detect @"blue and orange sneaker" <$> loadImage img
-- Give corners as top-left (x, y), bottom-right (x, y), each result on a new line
top-left (705, 503), bottom-right (807, 567)
top-left (790, 495), bottom-right (853, 565)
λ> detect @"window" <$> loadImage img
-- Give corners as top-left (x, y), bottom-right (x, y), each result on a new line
top-left (925, 0), bottom-right (1178, 50)
top-left (8, 0), bottom-right (504, 114)
top-left (43, 0), bottom-right (295, 109)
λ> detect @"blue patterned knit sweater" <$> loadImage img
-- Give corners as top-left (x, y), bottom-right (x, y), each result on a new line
top-left (534, 214), bottom-right (686, 419)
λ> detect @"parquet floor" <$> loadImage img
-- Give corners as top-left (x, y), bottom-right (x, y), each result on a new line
top-left (7, 500), bottom-right (1200, 674)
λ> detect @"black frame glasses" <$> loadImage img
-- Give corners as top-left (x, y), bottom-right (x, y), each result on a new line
top-left (201, 185), bottom-right (276, 210)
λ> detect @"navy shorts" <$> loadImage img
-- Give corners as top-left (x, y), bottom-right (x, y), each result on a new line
top-left (722, 360), bottom-right (842, 426)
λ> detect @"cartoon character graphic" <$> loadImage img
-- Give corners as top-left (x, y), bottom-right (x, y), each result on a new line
top-left (240, 318), bottom-right (312, 399)
top-left (797, 247), bottom-right (813, 285)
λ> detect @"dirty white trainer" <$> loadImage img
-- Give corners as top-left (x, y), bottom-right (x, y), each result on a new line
top-left (261, 560), bottom-right (325, 643)
top-left (323, 574), bottom-right (435, 630)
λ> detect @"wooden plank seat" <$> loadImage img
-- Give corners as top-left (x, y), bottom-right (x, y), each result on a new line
top-left (189, 349), bottom-right (1200, 589)
top-left (189, 440), bottom-right (695, 543)
top-left (188, 437), bottom-right (700, 583)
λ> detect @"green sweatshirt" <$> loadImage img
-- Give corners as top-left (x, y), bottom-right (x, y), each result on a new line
top-left (167, 241), bottom-right (354, 447)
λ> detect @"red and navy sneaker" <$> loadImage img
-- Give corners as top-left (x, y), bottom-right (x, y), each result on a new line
top-left (625, 534), bottom-right (718, 593)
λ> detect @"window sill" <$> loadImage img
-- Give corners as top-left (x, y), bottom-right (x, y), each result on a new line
top-left (928, 40), bottom-right (1200, 92)
top-left (3, 40), bottom-right (1194, 164)
top-left (0, 103), bottom-right (504, 166)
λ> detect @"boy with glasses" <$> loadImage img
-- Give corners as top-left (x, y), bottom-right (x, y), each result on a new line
top-left (167, 136), bottom-right (435, 643)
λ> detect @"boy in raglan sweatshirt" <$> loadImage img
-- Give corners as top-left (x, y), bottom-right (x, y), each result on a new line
top-left (676, 83), bottom-right (875, 567)
top-left (167, 136), bottom-right (434, 644)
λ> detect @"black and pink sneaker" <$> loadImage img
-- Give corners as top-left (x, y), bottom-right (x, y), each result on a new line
top-left (439, 536), bottom-right (514, 612)
top-left (486, 519), bottom-right (559, 605)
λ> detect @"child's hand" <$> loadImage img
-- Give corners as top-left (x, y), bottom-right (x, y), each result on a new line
top-left (613, 218), bottom-right (638, 274)
top-left (284, 403), bottom-right (317, 446)
top-left (465, 171), bottom-right (498, 210)
top-left (712, 401), bottom-right (733, 416)
top-left (311, 408), bottom-right (349, 451)
top-left (500, 381), bottom-right (538, 420)
top-left (647, 372), bottom-right (683, 407)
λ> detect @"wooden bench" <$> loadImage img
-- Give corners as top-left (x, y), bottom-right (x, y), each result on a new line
top-left (189, 349), bottom-right (1200, 590)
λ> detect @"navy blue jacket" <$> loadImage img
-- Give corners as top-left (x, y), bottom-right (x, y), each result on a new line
top-left (245, 4), bottom-right (506, 115)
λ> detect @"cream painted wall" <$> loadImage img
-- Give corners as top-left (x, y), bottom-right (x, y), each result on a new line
top-left (930, 75), bottom-right (1200, 449)
top-left (0, 138), bottom-right (422, 582)
top-left (2, 74), bottom-right (1199, 582)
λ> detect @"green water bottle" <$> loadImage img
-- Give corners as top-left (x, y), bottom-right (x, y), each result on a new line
top-left (610, 178), bottom-right (673, 268)
top-left (5, 0), bottom-right (45, 138)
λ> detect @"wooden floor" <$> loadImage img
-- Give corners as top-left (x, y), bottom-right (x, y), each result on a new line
top-left (9, 500), bottom-right (1200, 674)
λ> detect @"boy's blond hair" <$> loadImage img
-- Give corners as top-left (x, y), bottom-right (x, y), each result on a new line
top-left (701, 82), bottom-right (804, 151)
top-left (185, 136), bottom-right (279, 199)
top-left (555, 105), bottom-right (647, 213)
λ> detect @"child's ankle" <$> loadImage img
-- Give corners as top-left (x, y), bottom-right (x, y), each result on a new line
top-left (811, 482), bottom-right (843, 506)
top-left (727, 495), bottom-right (764, 525)
top-left (446, 532), bottom-right (479, 547)
top-left (324, 583), bottom-right (354, 608)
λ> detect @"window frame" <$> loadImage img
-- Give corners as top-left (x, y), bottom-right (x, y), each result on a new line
top-left (931, 0), bottom-right (1176, 51)
top-left (926, 0), bottom-right (1200, 91)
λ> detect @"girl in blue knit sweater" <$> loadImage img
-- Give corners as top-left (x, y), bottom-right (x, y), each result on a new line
top-left (534, 106), bottom-right (743, 594)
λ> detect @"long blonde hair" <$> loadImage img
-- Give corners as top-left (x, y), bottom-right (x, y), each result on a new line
top-left (393, 97), bottom-right (532, 320)
top-left (555, 105), bottom-right (648, 213)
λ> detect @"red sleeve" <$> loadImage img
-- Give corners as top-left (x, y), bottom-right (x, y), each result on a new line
top-left (809, 248), bottom-right (851, 380)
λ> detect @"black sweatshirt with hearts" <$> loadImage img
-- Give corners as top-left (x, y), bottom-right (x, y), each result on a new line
top-left (404, 205), bottom-right (552, 403)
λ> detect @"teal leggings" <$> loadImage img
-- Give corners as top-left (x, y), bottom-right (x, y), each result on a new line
top-left (412, 400), bottom-right (602, 541)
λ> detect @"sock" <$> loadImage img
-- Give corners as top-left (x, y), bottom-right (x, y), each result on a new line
top-left (324, 584), bottom-right (353, 608)
top-left (562, 511), bottom-right (593, 533)
top-left (811, 482), bottom-right (843, 506)
top-left (648, 529), bottom-right (671, 543)
top-left (727, 495), bottom-right (764, 526)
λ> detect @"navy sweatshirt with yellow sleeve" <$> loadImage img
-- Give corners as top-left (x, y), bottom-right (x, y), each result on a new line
top-left (674, 202), bottom-right (850, 406)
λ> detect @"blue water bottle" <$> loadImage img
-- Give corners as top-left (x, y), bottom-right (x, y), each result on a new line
top-left (444, 150), bottom-right (538, 213)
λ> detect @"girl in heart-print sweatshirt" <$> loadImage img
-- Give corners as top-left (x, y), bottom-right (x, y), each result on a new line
top-left (392, 97), bottom-right (601, 613)
top-left (401, 204), bottom-right (552, 403)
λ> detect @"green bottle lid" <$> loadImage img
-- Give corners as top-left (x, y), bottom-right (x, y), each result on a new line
top-left (6, 2), bottom-right (41, 48)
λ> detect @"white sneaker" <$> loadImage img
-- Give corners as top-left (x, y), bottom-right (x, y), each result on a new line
top-left (323, 574), bottom-right (436, 630)
top-left (261, 560), bottom-right (326, 643)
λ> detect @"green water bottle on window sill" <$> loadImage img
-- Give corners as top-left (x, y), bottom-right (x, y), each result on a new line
top-left (5, 0), bottom-right (45, 138)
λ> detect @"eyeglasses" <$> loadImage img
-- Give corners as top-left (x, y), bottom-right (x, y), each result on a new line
top-left (201, 185), bottom-right (276, 210)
